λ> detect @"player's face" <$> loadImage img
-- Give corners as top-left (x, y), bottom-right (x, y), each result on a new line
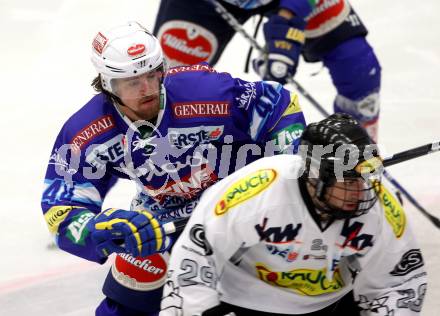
top-left (324, 178), bottom-right (366, 212)
top-left (113, 71), bottom-right (162, 121)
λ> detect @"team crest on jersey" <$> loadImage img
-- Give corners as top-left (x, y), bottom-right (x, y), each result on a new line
top-left (157, 21), bottom-right (217, 66)
top-left (215, 169), bottom-right (277, 216)
top-left (256, 263), bottom-right (345, 296)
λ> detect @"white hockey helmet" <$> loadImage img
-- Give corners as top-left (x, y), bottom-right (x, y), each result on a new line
top-left (91, 21), bottom-right (165, 96)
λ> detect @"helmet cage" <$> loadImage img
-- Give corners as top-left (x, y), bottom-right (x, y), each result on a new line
top-left (304, 145), bottom-right (381, 219)
top-left (300, 112), bottom-right (383, 219)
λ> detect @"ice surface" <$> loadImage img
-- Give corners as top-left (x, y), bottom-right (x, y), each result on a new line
top-left (1, 0), bottom-right (438, 314)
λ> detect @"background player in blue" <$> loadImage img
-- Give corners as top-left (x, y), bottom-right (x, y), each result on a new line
top-left (41, 21), bottom-right (306, 315)
top-left (153, 0), bottom-right (381, 141)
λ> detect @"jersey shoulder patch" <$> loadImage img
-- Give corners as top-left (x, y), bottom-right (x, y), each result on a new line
top-left (376, 184), bottom-right (406, 238)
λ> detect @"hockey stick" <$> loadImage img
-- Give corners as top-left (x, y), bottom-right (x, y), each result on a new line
top-left (383, 141), bottom-right (440, 168)
top-left (206, 0), bottom-right (265, 51)
top-left (160, 144), bottom-right (440, 231)
top-left (380, 142), bottom-right (440, 228)
top-left (207, 0), bottom-right (440, 228)
top-left (163, 217), bottom-right (190, 234)
top-left (205, 0), bottom-right (335, 117)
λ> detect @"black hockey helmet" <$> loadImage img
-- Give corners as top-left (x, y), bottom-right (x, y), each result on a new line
top-left (300, 113), bottom-right (382, 219)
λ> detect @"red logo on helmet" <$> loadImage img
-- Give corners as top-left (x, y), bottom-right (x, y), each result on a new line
top-left (127, 44), bottom-right (146, 56)
top-left (92, 32), bottom-right (108, 55)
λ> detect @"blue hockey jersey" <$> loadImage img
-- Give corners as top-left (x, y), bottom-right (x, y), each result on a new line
top-left (41, 64), bottom-right (307, 313)
top-left (41, 63), bottom-right (306, 264)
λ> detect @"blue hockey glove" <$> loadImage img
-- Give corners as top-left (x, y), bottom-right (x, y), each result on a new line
top-left (253, 14), bottom-right (306, 85)
top-left (90, 208), bottom-right (170, 258)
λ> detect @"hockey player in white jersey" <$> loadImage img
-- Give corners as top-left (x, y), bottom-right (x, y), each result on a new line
top-left (160, 114), bottom-right (427, 315)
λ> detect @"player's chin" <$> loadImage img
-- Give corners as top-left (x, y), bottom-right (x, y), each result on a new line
top-left (136, 97), bottom-right (160, 119)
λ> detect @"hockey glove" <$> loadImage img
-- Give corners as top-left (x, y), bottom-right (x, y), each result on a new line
top-left (90, 208), bottom-right (170, 258)
top-left (253, 14), bottom-right (306, 85)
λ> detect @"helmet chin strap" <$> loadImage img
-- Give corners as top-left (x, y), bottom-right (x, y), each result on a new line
top-left (306, 180), bottom-right (329, 212)
top-left (306, 184), bottom-right (335, 224)
top-left (315, 180), bottom-right (325, 200)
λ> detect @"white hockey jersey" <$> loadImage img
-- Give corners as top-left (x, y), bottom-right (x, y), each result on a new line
top-left (160, 155), bottom-right (427, 315)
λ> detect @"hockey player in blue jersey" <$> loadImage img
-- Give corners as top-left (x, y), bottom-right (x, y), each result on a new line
top-left (154, 0), bottom-right (381, 141)
top-left (41, 21), bottom-right (306, 316)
